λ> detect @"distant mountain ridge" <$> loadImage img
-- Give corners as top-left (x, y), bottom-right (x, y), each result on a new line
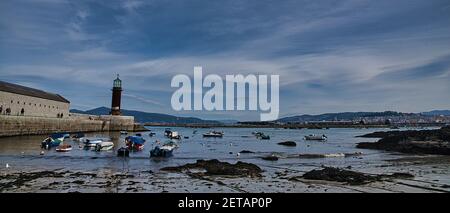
top-left (70, 107), bottom-right (220, 124)
top-left (421, 110), bottom-right (450, 116)
top-left (278, 110), bottom-right (450, 123)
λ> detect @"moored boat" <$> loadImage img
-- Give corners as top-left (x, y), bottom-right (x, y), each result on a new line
top-left (41, 137), bottom-right (62, 149)
top-left (203, 131), bottom-right (224, 138)
top-left (258, 134), bottom-right (270, 140)
top-left (50, 133), bottom-right (66, 142)
top-left (83, 138), bottom-right (104, 147)
top-left (169, 131), bottom-right (181, 140)
top-left (95, 141), bottom-right (114, 151)
top-left (150, 145), bottom-right (175, 158)
top-left (125, 136), bottom-right (146, 151)
top-left (56, 144), bottom-right (72, 152)
top-left (164, 128), bottom-right (172, 137)
top-left (304, 134), bottom-right (327, 141)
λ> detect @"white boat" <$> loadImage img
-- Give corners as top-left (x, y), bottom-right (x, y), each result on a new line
top-left (56, 144), bottom-right (72, 152)
top-left (169, 131), bottom-right (181, 139)
top-left (150, 144), bottom-right (176, 157)
top-left (304, 134), bottom-right (327, 141)
top-left (83, 138), bottom-right (104, 147)
top-left (95, 141), bottom-right (114, 151)
top-left (203, 131), bottom-right (224, 138)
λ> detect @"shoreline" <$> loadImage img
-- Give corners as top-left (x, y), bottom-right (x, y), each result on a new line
top-left (1, 154), bottom-right (449, 193)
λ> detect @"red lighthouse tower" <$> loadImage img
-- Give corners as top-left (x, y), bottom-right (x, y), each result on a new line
top-left (110, 74), bottom-right (122, 116)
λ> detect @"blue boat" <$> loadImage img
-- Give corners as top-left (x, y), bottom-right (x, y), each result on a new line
top-left (50, 133), bottom-right (66, 141)
top-left (125, 136), bottom-right (146, 151)
top-left (41, 137), bottom-right (61, 149)
top-left (150, 146), bottom-right (174, 157)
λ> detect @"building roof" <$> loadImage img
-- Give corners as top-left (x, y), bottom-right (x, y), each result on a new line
top-left (0, 81), bottom-right (70, 103)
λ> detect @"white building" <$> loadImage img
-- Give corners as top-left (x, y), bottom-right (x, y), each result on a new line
top-left (0, 81), bottom-right (70, 118)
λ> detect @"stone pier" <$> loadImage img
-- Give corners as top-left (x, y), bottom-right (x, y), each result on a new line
top-left (0, 113), bottom-right (139, 137)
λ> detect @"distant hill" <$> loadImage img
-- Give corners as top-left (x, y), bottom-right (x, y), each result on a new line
top-left (277, 111), bottom-right (413, 123)
top-left (70, 107), bottom-right (221, 124)
top-left (421, 110), bottom-right (450, 116)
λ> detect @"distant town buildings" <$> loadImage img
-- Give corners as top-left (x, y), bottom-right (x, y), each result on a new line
top-left (0, 81), bottom-right (70, 118)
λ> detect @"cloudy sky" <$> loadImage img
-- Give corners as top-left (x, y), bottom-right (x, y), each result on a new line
top-left (1, 0), bottom-right (449, 121)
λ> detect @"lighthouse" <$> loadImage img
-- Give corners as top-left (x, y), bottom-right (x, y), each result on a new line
top-left (110, 74), bottom-right (122, 115)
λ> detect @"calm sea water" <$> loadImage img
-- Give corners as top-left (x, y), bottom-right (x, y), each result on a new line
top-left (0, 126), bottom-right (435, 174)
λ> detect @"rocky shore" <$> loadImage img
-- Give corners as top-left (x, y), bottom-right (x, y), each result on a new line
top-left (357, 126), bottom-right (450, 155)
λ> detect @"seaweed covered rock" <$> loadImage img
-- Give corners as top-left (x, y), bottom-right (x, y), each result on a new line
top-left (261, 155), bottom-right (279, 161)
top-left (302, 167), bottom-right (379, 185)
top-left (161, 159), bottom-right (262, 178)
top-left (357, 126), bottom-right (450, 155)
top-left (277, 141), bottom-right (297, 147)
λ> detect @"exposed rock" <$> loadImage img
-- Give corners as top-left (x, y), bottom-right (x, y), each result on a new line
top-left (357, 126), bottom-right (450, 155)
top-left (0, 171), bottom-right (66, 192)
top-left (298, 167), bottom-right (414, 185)
top-left (161, 159), bottom-right (262, 178)
top-left (239, 150), bottom-right (255, 154)
top-left (302, 167), bottom-right (379, 185)
top-left (277, 141), bottom-right (297, 147)
top-left (261, 155), bottom-right (279, 161)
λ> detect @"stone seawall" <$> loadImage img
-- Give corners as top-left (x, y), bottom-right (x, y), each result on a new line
top-left (0, 115), bottom-right (136, 137)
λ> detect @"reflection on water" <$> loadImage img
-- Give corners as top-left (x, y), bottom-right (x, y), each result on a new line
top-left (0, 126), bottom-right (431, 173)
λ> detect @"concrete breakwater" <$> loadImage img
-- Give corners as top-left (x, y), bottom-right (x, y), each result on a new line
top-left (0, 114), bottom-right (138, 137)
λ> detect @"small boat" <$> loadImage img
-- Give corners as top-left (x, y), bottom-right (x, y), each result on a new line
top-left (95, 141), bottom-right (114, 151)
top-left (125, 136), bottom-right (146, 151)
top-left (120, 131), bottom-right (128, 135)
top-left (258, 134), bottom-right (270, 140)
top-left (164, 128), bottom-right (172, 137)
top-left (50, 133), bottom-right (66, 141)
top-left (203, 131), bottom-right (224, 138)
top-left (304, 134), bottom-right (327, 141)
top-left (56, 144), bottom-right (72, 152)
top-left (254, 132), bottom-right (270, 140)
top-left (168, 131), bottom-right (181, 140)
top-left (41, 137), bottom-right (62, 149)
top-left (150, 144), bottom-right (176, 158)
top-left (83, 138), bottom-right (104, 147)
top-left (117, 147), bottom-right (130, 157)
